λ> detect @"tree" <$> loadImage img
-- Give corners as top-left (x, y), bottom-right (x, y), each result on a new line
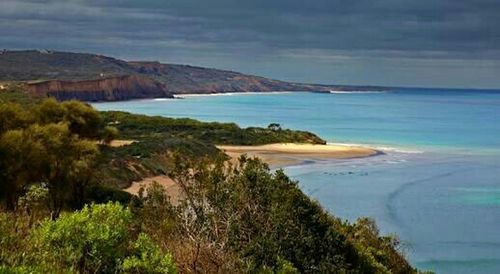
top-left (0, 128), bottom-right (46, 210)
top-left (267, 123), bottom-right (282, 131)
top-left (0, 100), bottom-right (104, 212)
top-left (33, 98), bottom-right (66, 125)
top-left (0, 102), bottom-right (32, 134)
top-left (102, 126), bottom-right (119, 145)
top-left (61, 100), bottom-right (102, 139)
top-left (34, 99), bottom-right (102, 139)
top-left (28, 123), bottom-right (98, 218)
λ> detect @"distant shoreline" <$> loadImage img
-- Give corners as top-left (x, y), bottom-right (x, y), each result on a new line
top-left (173, 91), bottom-right (296, 98)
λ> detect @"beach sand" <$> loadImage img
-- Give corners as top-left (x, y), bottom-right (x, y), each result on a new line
top-left (107, 140), bottom-right (136, 147)
top-left (217, 143), bottom-right (380, 168)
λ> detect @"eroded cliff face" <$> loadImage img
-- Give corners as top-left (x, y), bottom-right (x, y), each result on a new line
top-left (26, 75), bottom-right (173, 101)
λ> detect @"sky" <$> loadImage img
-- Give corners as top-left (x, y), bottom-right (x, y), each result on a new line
top-left (1, 0), bottom-right (500, 89)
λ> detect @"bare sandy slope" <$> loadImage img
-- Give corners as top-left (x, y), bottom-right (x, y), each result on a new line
top-left (124, 175), bottom-right (182, 204)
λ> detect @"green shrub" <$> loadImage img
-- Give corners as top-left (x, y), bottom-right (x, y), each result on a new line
top-left (30, 202), bottom-right (133, 273)
top-left (28, 202), bottom-right (176, 273)
top-left (122, 233), bottom-right (177, 274)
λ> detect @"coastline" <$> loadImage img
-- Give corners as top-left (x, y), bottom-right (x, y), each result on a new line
top-left (173, 91), bottom-right (295, 98)
top-left (217, 143), bottom-right (382, 168)
top-left (124, 143), bottom-right (381, 199)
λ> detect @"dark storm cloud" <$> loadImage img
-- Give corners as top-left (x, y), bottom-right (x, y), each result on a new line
top-left (1, 0), bottom-right (500, 88)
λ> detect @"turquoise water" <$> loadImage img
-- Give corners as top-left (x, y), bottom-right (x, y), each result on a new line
top-left (94, 89), bottom-right (500, 273)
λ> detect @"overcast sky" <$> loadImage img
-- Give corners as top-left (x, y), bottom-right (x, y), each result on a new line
top-left (1, 0), bottom-right (499, 89)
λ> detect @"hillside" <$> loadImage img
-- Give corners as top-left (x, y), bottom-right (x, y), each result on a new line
top-left (0, 50), bottom-right (386, 101)
top-left (0, 97), bottom-right (419, 273)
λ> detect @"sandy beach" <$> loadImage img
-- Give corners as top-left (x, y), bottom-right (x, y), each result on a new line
top-left (217, 143), bottom-right (380, 168)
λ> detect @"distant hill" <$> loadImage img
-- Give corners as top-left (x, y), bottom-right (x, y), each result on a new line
top-left (0, 50), bottom-right (386, 101)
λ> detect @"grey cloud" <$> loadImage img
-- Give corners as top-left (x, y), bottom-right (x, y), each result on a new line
top-left (1, 0), bottom-right (500, 88)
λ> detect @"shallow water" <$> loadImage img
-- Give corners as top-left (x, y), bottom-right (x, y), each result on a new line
top-left (94, 89), bottom-right (500, 273)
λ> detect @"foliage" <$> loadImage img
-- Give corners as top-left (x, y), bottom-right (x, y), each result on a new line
top-left (102, 126), bottom-right (119, 144)
top-left (101, 111), bottom-right (326, 145)
top-left (0, 99), bottom-right (106, 212)
top-left (268, 123), bottom-right (282, 131)
top-left (0, 126), bottom-right (47, 210)
top-left (0, 102), bottom-right (32, 134)
top-left (34, 98), bottom-right (103, 139)
top-left (0, 83), bottom-right (39, 106)
top-left (84, 184), bottom-right (132, 205)
top-left (131, 156), bottom-right (417, 273)
top-left (0, 212), bottom-right (30, 267)
top-left (0, 97), bottom-right (421, 273)
top-left (17, 184), bottom-right (50, 224)
top-left (122, 233), bottom-right (177, 274)
top-left (29, 202), bottom-right (176, 274)
top-left (30, 202), bottom-right (132, 273)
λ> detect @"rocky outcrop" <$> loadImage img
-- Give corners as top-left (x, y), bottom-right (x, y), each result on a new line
top-left (26, 75), bottom-right (173, 101)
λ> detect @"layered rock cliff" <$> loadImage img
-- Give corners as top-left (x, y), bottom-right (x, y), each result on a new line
top-left (26, 75), bottom-right (173, 101)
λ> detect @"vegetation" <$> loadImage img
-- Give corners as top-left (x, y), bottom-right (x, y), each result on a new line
top-left (100, 111), bottom-right (325, 145)
top-left (0, 97), bottom-right (422, 273)
top-left (149, 155), bottom-right (417, 273)
top-left (0, 83), bottom-right (40, 106)
top-left (93, 111), bottom-right (324, 188)
top-left (0, 202), bottom-right (177, 273)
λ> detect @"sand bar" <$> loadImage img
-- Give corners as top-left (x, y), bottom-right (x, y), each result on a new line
top-left (217, 143), bottom-right (380, 167)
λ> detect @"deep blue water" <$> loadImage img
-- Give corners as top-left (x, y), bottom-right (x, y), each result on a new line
top-left (93, 89), bottom-right (500, 273)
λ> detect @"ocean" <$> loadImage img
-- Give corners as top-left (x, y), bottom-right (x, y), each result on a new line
top-left (93, 89), bottom-right (500, 273)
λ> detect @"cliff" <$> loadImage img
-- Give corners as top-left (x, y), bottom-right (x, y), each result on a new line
top-left (26, 75), bottom-right (173, 101)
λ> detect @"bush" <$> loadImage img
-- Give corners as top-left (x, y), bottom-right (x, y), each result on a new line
top-left (29, 202), bottom-right (176, 273)
top-left (102, 126), bottom-right (119, 144)
top-left (122, 233), bottom-right (177, 274)
top-left (164, 156), bottom-right (415, 273)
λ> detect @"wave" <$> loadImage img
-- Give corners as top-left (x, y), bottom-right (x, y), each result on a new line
top-left (326, 142), bottom-right (425, 154)
top-left (174, 91), bottom-right (293, 98)
top-left (373, 146), bottom-right (424, 154)
top-left (329, 90), bottom-right (388, 94)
